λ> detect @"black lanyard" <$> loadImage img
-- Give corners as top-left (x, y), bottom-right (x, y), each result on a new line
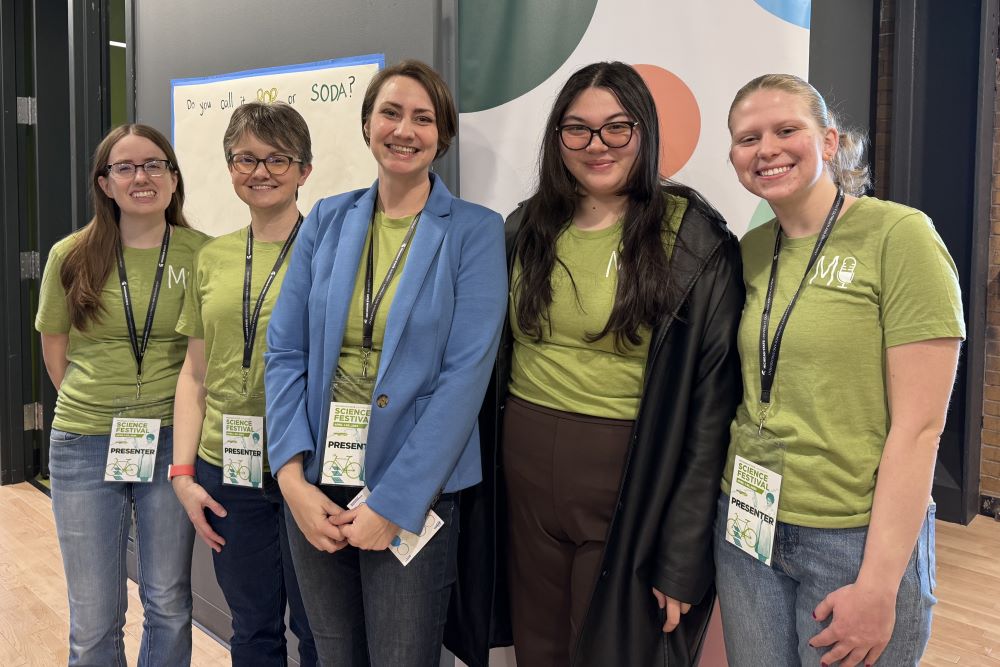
top-left (116, 223), bottom-right (171, 400)
top-left (757, 188), bottom-right (844, 431)
top-left (242, 214), bottom-right (303, 395)
top-left (361, 209), bottom-right (420, 377)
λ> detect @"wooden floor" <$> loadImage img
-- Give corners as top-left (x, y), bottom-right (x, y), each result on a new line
top-left (0, 482), bottom-right (229, 666)
top-left (0, 481), bottom-right (998, 666)
top-left (922, 516), bottom-right (1000, 665)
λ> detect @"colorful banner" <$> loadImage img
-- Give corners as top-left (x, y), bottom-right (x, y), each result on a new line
top-left (458, 0), bottom-right (811, 236)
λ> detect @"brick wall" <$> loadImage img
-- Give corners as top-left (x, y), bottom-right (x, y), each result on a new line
top-left (874, 0), bottom-right (894, 200)
top-left (982, 58), bottom-right (1000, 506)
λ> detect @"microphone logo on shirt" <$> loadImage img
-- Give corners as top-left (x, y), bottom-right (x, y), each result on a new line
top-left (809, 255), bottom-right (857, 289)
top-left (837, 257), bottom-right (857, 288)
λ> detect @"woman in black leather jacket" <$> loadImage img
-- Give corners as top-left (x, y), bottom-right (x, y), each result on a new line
top-left (446, 61), bottom-right (744, 667)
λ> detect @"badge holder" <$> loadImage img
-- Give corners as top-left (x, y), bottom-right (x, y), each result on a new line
top-left (320, 368), bottom-right (373, 487)
top-left (725, 423), bottom-right (786, 566)
top-left (104, 395), bottom-right (169, 483)
top-left (219, 390), bottom-right (265, 488)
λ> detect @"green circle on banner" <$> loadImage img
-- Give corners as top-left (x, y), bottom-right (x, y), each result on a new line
top-left (748, 199), bottom-right (776, 232)
top-left (459, 0), bottom-right (599, 113)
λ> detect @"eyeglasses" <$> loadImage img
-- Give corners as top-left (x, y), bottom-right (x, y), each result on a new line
top-left (556, 121), bottom-right (639, 150)
top-left (105, 159), bottom-right (172, 179)
top-left (228, 153), bottom-right (302, 175)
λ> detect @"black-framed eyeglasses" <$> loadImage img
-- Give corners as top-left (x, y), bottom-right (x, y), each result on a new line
top-left (228, 153), bottom-right (302, 175)
top-left (105, 159), bottom-right (172, 179)
top-left (556, 121), bottom-right (639, 150)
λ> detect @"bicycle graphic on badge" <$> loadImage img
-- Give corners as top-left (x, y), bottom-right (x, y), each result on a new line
top-left (323, 454), bottom-right (363, 484)
top-left (223, 461), bottom-right (251, 483)
top-left (726, 514), bottom-right (759, 549)
top-left (106, 457), bottom-right (139, 478)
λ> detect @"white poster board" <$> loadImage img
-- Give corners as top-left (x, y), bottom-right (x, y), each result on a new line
top-left (171, 54), bottom-right (384, 236)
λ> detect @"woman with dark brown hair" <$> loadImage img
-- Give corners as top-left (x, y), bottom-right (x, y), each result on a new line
top-left (490, 61), bottom-right (744, 666)
top-left (36, 124), bottom-right (206, 666)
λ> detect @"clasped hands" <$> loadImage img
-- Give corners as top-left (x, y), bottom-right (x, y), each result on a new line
top-left (326, 502), bottom-right (400, 552)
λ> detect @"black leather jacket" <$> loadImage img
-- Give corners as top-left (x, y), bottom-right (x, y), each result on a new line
top-left (445, 186), bottom-right (744, 666)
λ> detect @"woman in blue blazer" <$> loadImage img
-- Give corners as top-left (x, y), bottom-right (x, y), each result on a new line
top-left (264, 59), bottom-right (507, 667)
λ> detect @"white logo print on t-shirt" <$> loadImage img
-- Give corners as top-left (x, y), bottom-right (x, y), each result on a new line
top-left (809, 255), bottom-right (857, 289)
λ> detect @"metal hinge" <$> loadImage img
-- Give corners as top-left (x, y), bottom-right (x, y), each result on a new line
top-left (20, 251), bottom-right (39, 279)
top-left (16, 97), bottom-right (37, 125)
top-left (23, 402), bottom-right (43, 431)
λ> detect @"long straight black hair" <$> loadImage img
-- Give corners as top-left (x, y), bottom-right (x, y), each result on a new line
top-left (513, 61), bottom-right (681, 349)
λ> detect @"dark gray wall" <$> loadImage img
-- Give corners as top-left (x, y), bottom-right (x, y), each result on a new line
top-left (132, 0), bottom-right (458, 188)
top-left (809, 0), bottom-right (878, 135)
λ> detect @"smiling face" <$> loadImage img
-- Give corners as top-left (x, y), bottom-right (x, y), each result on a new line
top-left (364, 75), bottom-right (439, 183)
top-left (728, 88), bottom-right (838, 207)
top-left (97, 133), bottom-right (178, 221)
top-left (559, 86), bottom-right (640, 200)
top-left (228, 131), bottom-right (311, 215)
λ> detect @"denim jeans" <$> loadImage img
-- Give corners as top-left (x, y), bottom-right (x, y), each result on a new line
top-left (49, 426), bottom-right (195, 667)
top-left (196, 457), bottom-right (317, 666)
top-left (713, 494), bottom-right (936, 666)
top-left (284, 486), bottom-right (459, 667)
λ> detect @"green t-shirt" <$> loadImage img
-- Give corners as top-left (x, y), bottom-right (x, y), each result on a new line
top-left (35, 226), bottom-right (208, 434)
top-left (334, 211), bottom-right (416, 404)
top-left (176, 227), bottom-right (296, 467)
top-left (509, 195), bottom-right (687, 419)
top-left (721, 197), bottom-right (966, 528)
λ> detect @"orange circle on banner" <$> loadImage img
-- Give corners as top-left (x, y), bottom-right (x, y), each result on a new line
top-left (633, 64), bottom-right (701, 178)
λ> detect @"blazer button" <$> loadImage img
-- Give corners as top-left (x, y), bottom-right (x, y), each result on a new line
top-left (376, 394), bottom-right (389, 408)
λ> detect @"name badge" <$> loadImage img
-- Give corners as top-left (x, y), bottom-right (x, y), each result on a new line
top-left (347, 487), bottom-right (444, 566)
top-left (320, 401), bottom-right (369, 486)
top-left (222, 414), bottom-right (264, 487)
top-left (725, 455), bottom-right (782, 566)
top-left (105, 417), bottom-right (161, 483)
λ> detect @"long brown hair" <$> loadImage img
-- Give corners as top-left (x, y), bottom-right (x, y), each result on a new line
top-left (60, 124), bottom-right (189, 330)
top-left (514, 62), bottom-right (681, 350)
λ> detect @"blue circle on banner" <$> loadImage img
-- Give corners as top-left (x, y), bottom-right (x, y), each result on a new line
top-left (754, 0), bottom-right (811, 29)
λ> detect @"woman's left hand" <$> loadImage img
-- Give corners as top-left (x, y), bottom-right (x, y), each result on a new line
top-left (651, 587), bottom-right (691, 633)
top-left (809, 580), bottom-right (896, 667)
top-left (332, 503), bottom-right (400, 551)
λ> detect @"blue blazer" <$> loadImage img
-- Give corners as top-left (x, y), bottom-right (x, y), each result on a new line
top-left (264, 174), bottom-right (507, 533)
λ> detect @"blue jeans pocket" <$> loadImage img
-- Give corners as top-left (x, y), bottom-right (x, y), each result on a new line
top-left (50, 428), bottom-right (88, 445)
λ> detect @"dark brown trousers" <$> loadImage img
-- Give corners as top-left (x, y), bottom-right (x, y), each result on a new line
top-left (503, 396), bottom-right (633, 667)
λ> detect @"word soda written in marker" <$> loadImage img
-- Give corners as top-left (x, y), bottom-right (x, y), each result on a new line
top-left (310, 74), bottom-right (357, 103)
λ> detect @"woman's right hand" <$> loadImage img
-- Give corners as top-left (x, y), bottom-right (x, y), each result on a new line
top-left (171, 476), bottom-right (227, 553)
top-left (279, 474), bottom-right (349, 553)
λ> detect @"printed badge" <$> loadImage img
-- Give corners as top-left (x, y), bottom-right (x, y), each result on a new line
top-left (222, 414), bottom-right (264, 487)
top-left (347, 487), bottom-right (444, 566)
top-left (104, 417), bottom-right (161, 483)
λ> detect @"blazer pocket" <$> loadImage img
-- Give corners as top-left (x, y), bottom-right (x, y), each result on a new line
top-left (414, 394), bottom-right (433, 422)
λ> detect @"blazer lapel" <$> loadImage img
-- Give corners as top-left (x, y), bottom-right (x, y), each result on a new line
top-left (376, 174), bottom-right (452, 386)
top-left (322, 186), bottom-right (377, 391)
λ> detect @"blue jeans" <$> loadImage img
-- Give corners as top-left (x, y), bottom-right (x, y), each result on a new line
top-left (713, 494), bottom-right (936, 666)
top-left (49, 427), bottom-right (195, 667)
top-left (196, 457), bottom-right (317, 666)
top-left (284, 486), bottom-right (459, 667)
